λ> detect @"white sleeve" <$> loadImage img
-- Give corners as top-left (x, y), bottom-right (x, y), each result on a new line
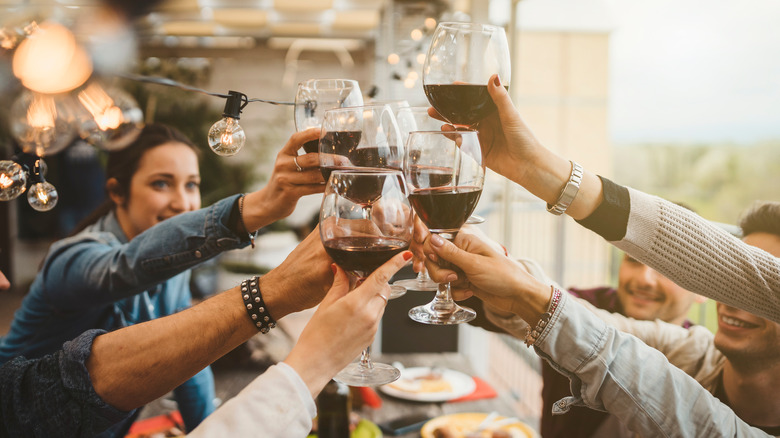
top-left (613, 188), bottom-right (780, 323)
top-left (188, 362), bottom-right (316, 438)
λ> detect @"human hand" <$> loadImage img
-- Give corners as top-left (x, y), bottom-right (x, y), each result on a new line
top-left (258, 227), bottom-right (333, 319)
top-left (284, 250), bottom-right (412, 398)
top-left (242, 128), bottom-right (325, 229)
top-left (422, 229), bottom-right (550, 324)
top-left (410, 216), bottom-right (429, 273)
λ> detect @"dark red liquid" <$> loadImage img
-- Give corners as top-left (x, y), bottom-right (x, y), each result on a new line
top-left (408, 186), bottom-right (482, 232)
top-left (319, 130), bottom-right (363, 179)
top-left (423, 84), bottom-right (509, 125)
top-left (302, 139), bottom-right (319, 154)
top-left (321, 168), bottom-right (401, 206)
top-left (324, 236), bottom-right (410, 278)
top-left (349, 146), bottom-right (402, 170)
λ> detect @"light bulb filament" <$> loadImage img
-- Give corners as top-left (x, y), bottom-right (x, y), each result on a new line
top-left (0, 174), bottom-right (13, 189)
top-left (37, 188), bottom-right (49, 203)
top-left (27, 95), bottom-right (56, 129)
top-left (78, 83), bottom-right (124, 131)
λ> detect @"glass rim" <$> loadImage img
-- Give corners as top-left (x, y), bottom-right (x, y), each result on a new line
top-left (323, 104), bottom-right (393, 113)
top-left (407, 129), bottom-right (479, 135)
top-left (328, 169), bottom-right (404, 177)
top-left (437, 21), bottom-right (503, 32)
top-left (297, 78), bottom-right (359, 86)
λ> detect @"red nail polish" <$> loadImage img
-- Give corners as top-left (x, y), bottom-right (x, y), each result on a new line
top-left (493, 75), bottom-right (501, 87)
top-left (403, 251), bottom-right (413, 261)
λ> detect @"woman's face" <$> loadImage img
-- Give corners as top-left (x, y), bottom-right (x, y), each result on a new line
top-left (113, 141), bottom-right (201, 240)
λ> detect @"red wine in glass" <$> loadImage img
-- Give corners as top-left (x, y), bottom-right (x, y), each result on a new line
top-left (423, 84), bottom-right (509, 126)
top-left (324, 236), bottom-right (410, 279)
top-left (408, 186), bottom-right (483, 233)
top-left (302, 139), bottom-right (320, 154)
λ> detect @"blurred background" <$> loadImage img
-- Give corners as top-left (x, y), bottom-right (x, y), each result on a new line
top-left (1, 0), bottom-right (778, 431)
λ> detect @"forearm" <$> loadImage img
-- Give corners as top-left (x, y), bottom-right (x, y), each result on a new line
top-left (513, 147), bottom-right (604, 221)
top-left (534, 294), bottom-right (770, 437)
top-left (87, 285), bottom-right (256, 411)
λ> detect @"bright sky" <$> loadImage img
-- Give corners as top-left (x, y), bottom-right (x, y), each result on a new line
top-left (516, 0), bottom-right (780, 144)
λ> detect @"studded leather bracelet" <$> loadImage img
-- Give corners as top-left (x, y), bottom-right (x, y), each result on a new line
top-left (241, 276), bottom-right (276, 333)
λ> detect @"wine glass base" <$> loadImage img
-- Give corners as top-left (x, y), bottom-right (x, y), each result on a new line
top-left (408, 303), bottom-right (476, 325)
top-left (334, 361), bottom-right (401, 387)
top-left (392, 277), bottom-right (438, 292)
top-left (389, 285), bottom-right (407, 299)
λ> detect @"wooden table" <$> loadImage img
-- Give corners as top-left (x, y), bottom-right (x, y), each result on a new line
top-left (356, 352), bottom-right (529, 437)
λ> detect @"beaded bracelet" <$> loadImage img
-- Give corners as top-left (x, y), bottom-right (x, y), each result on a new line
top-left (238, 194), bottom-right (258, 249)
top-left (241, 276), bottom-right (277, 333)
top-left (525, 286), bottom-right (562, 347)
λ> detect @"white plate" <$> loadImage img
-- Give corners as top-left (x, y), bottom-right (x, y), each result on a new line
top-left (379, 367), bottom-right (476, 402)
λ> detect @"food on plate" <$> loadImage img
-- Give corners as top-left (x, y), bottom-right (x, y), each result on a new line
top-left (385, 369), bottom-right (453, 394)
top-left (421, 413), bottom-right (536, 438)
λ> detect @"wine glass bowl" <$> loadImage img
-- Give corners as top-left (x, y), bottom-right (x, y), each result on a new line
top-left (320, 170), bottom-right (413, 386)
top-left (318, 105), bottom-right (403, 183)
top-left (404, 130), bottom-right (485, 324)
top-left (423, 22), bottom-right (511, 126)
top-left (294, 79), bottom-right (363, 153)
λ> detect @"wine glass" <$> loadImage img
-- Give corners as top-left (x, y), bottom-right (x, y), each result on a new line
top-left (319, 104), bottom-right (407, 298)
top-left (423, 22), bottom-right (511, 126)
top-left (392, 107), bottom-right (444, 292)
top-left (404, 130), bottom-right (485, 324)
top-left (320, 170), bottom-right (413, 386)
top-left (294, 79), bottom-right (363, 153)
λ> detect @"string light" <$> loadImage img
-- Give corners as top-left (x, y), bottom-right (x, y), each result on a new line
top-left (9, 91), bottom-right (79, 157)
top-left (208, 91), bottom-right (247, 157)
top-left (0, 161), bottom-right (27, 201)
top-left (77, 82), bottom-right (144, 151)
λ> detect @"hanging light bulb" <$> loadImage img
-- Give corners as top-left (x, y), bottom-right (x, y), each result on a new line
top-left (208, 90), bottom-right (246, 157)
top-left (77, 82), bottom-right (144, 151)
top-left (27, 181), bottom-right (58, 211)
top-left (12, 21), bottom-right (93, 94)
top-left (9, 91), bottom-right (79, 156)
top-left (25, 157), bottom-right (58, 211)
top-left (0, 160), bottom-right (27, 201)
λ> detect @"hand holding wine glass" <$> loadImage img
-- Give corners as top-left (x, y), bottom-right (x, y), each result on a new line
top-left (423, 22), bottom-right (511, 126)
top-left (319, 170), bottom-right (413, 386)
top-left (404, 130), bottom-right (485, 324)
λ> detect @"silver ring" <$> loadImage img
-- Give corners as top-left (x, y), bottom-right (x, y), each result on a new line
top-left (376, 292), bottom-right (388, 305)
top-left (293, 155), bottom-right (303, 172)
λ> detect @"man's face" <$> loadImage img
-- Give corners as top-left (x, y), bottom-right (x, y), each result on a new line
top-left (616, 254), bottom-right (700, 325)
top-left (714, 232), bottom-right (780, 365)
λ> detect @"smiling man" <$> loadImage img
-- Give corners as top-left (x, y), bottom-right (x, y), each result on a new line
top-left (541, 239), bottom-right (704, 437)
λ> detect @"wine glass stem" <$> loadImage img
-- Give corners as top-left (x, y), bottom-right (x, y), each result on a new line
top-left (419, 266), bottom-right (432, 282)
top-left (359, 346), bottom-right (375, 370)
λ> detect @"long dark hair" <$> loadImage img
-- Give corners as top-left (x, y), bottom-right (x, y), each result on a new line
top-left (739, 201), bottom-right (780, 238)
top-left (68, 124), bottom-right (200, 236)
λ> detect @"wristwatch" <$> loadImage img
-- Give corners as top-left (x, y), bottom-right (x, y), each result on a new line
top-left (546, 161), bottom-right (583, 216)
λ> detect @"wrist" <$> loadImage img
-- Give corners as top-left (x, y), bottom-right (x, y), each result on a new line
top-left (242, 190), bottom-right (275, 232)
top-left (284, 350), bottom-right (337, 399)
top-left (509, 278), bottom-right (553, 327)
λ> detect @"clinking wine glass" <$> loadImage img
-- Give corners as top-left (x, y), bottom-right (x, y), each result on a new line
top-left (392, 107), bottom-right (445, 292)
top-left (318, 104), bottom-right (408, 299)
top-left (320, 170), bottom-right (413, 386)
top-left (423, 22), bottom-right (511, 126)
top-left (294, 79), bottom-right (363, 153)
top-left (404, 130), bottom-right (485, 324)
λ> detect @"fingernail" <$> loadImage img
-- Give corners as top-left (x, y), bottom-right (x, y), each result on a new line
top-left (431, 234), bottom-right (445, 247)
top-left (446, 274), bottom-right (458, 282)
top-left (427, 253), bottom-right (438, 263)
top-left (331, 263), bottom-right (337, 275)
top-left (493, 74), bottom-right (501, 87)
top-left (402, 251), bottom-right (413, 261)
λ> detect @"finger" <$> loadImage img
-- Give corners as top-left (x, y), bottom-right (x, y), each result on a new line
top-left (428, 233), bottom-right (477, 271)
top-left (288, 169), bottom-right (326, 185)
top-left (487, 74), bottom-right (519, 122)
top-left (357, 251), bottom-right (412, 305)
top-left (423, 255), bottom-right (459, 284)
top-left (413, 217), bottom-right (429, 244)
top-left (295, 152), bottom-right (321, 169)
top-left (319, 264), bottom-right (350, 308)
top-left (451, 289), bottom-right (474, 301)
top-left (282, 128), bottom-right (320, 155)
top-left (427, 107), bottom-right (446, 122)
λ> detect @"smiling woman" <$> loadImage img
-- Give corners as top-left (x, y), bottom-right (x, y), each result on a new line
top-left (0, 122), bottom-right (327, 437)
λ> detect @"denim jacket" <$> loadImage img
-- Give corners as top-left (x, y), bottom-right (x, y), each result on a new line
top-left (0, 195), bottom-right (247, 433)
top-left (534, 292), bottom-right (772, 437)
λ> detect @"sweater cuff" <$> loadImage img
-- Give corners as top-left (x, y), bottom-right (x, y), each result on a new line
top-left (575, 176), bottom-right (630, 241)
top-left (276, 362), bottom-right (317, 419)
